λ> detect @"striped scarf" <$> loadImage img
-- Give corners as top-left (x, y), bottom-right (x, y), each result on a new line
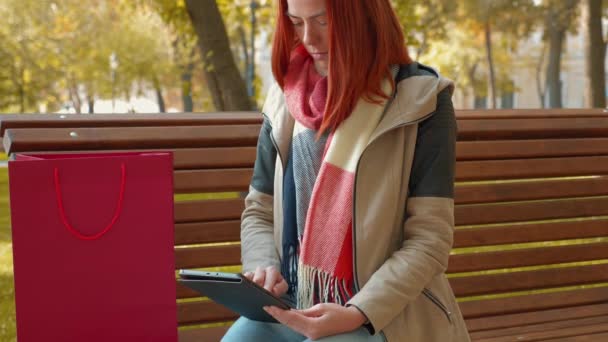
top-left (282, 45), bottom-right (391, 308)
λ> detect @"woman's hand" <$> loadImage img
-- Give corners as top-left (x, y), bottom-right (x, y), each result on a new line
top-left (264, 303), bottom-right (368, 341)
top-left (243, 266), bottom-right (288, 297)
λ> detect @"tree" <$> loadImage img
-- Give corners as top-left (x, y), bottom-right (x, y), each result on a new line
top-left (184, 0), bottom-right (252, 111)
top-left (583, 0), bottom-right (607, 108)
top-left (459, 0), bottom-right (538, 109)
top-left (542, 0), bottom-right (579, 108)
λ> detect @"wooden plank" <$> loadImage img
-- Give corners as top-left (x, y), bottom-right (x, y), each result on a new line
top-left (173, 147), bottom-right (256, 169)
top-left (458, 287), bottom-right (608, 319)
top-left (178, 326), bottom-right (230, 342)
top-left (456, 138), bottom-right (608, 161)
top-left (453, 219), bottom-right (608, 248)
top-left (465, 303), bottom-right (608, 333)
top-left (474, 322), bottom-right (608, 342)
top-left (455, 177), bottom-right (608, 205)
top-left (456, 156), bottom-right (608, 181)
top-left (0, 112), bottom-right (262, 136)
top-left (175, 221), bottom-right (240, 246)
top-left (455, 109), bottom-right (608, 120)
top-left (177, 300), bottom-right (238, 325)
top-left (470, 315), bottom-right (608, 340)
top-left (450, 264), bottom-right (608, 297)
top-left (3, 125), bottom-right (260, 154)
top-left (448, 243), bottom-right (608, 273)
top-left (455, 197), bottom-right (608, 226)
top-left (174, 169), bottom-right (252, 193)
top-left (9, 147), bottom-right (257, 170)
top-left (174, 199), bottom-right (244, 223)
top-left (177, 281), bottom-right (203, 299)
top-left (174, 245), bottom-right (241, 269)
top-left (457, 118), bottom-right (608, 141)
top-left (547, 332), bottom-right (608, 341)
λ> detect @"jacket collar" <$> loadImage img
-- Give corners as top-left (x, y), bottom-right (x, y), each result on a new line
top-left (261, 64), bottom-right (454, 162)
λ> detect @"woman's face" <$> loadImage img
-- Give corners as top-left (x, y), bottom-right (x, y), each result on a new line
top-left (286, 0), bottom-right (329, 76)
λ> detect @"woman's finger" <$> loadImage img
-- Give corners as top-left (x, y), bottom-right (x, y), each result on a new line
top-left (252, 266), bottom-right (266, 287)
top-left (272, 278), bottom-right (289, 296)
top-left (264, 266), bottom-right (280, 292)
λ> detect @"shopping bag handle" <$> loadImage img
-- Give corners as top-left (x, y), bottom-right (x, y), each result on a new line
top-left (53, 163), bottom-right (126, 240)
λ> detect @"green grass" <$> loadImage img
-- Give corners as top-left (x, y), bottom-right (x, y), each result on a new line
top-left (0, 167), bottom-right (16, 342)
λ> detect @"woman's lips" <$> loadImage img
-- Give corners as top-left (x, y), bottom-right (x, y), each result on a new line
top-left (310, 52), bottom-right (328, 59)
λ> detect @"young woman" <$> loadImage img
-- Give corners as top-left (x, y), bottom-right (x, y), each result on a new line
top-left (223, 0), bottom-right (471, 341)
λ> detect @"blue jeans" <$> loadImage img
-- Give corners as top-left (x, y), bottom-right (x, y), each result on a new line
top-left (221, 317), bottom-right (385, 342)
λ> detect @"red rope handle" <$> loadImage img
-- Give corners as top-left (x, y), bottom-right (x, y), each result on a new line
top-left (54, 163), bottom-right (126, 240)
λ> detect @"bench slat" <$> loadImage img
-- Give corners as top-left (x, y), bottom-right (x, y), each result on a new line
top-left (178, 326), bottom-right (230, 342)
top-left (457, 118), bottom-right (608, 140)
top-left (0, 112), bottom-right (262, 136)
top-left (550, 332), bottom-right (608, 341)
top-left (173, 147), bottom-right (255, 169)
top-left (459, 287), bottom-right (608, 319)
top-left (455, 197), bottom-right (608, 226)
top-left (177, 300), bottom-right (238, 325)
top-left (456, 156), bottom-right (608, 181)
top-left (450, 264), bottom-right (608, 297)
top-left (174, 199), bottom-right (244, 223)
top-left (456, 138), bottom-right (608, 161)
top-left (175, 245), bottom-right (241, 269)
top-left (176, 282), bottom-right (202, 299)
top-left (453, 219), bottom-right (608, 248)
top-left (465, 303), bottom-right (608, 333)
top-left (455, 177), bottom-right (608, 205)
top-left (175, 221), bottom-right (240, 246)
top-left (3, 125), bottom-right (260, 153)
top-left (13, 147), bottom-right (257, 169)
top-left (455, 109), bottom-right (607, 119)
top-left (174, 169), bottom-right (252, 193)
top-left (473, 321), bottom-right (608, 342)
top-left (470, 315), bottom-right (608, 341)
top-left (448, 242), bottom-right (608, 273)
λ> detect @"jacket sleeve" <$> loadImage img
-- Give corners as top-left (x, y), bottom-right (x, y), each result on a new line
top-left (240, 118), bottom-right (281, 273)
top-left (347, 87), bottom-right (456, 334)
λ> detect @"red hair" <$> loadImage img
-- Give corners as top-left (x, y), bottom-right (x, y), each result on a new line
top-left (271, 0), bottom-right (412, 135)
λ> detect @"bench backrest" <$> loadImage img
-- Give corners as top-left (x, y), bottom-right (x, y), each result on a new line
top-left (2, 109), bottom-right (608, 336)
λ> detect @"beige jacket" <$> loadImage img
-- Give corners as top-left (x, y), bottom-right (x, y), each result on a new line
top-left (241, 63), bottom-right (471, 342)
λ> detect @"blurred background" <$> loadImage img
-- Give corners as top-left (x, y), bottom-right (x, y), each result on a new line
top-left (1, 0), bottom-right (608, 340)
top-left (1, 0), bottom-right (607, 115)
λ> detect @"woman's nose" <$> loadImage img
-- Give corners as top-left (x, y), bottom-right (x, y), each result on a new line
top-left (302, 23), bottom-right (316, 46)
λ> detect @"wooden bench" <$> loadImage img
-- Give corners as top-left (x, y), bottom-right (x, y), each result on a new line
top-left (2, 109), bottom-right (608, 342)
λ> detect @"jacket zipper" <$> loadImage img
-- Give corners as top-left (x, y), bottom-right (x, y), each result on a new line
top-left (422, 288), bottom-right (453, 324)
top-left (351, 110), bottom-right (436, 294)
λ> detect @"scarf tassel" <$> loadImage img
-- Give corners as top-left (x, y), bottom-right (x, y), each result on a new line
top-left (296, 263), bottom-right (353, 309)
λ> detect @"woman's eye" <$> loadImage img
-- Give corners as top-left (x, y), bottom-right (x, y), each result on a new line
top-left (291, 21), bottom-right (304, 27)
top-left (316, 18), bottom-right (327, 26)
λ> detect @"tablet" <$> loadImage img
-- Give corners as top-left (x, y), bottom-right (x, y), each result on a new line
top-left (178, 269), bottom-right (293, 323)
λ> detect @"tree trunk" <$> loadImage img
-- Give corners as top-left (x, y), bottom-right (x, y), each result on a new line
top-left (185, 0), bottom-right (252, 111)
top-left (584, 0), bottom-right (606, 108)
top-left (87, 96), bottom-right (94, 113)
top-left (545, 18), bottom-right (564, 108)
top-left (182, 62), bottom-right (194, 112)
top-left (238, 25), bottom-right (250, 81)
top-left (545, 0), bottom-right (578, 109)
top-left (68, 79), bottom-right (82, 114)
top-left (19, 76), bottom-right (25, 113)
top-left (153, 76), bottom-right (166, 113)
top-left (485, 20), bottom-right (497, 109)
top-left (536, 44), bottom-right (547, 108)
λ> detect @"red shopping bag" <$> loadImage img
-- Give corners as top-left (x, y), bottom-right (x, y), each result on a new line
top-left (8, 152), bottom-right (177, 341)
